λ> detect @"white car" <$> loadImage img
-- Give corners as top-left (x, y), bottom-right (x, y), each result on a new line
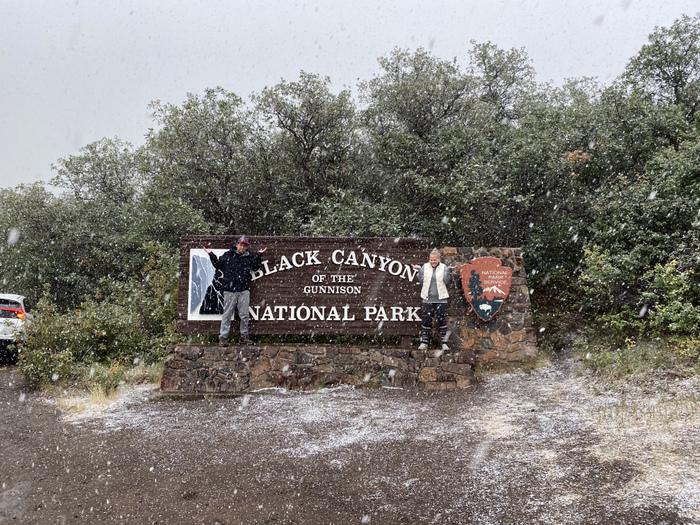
top-left (0, 294), bottom-right (28, 345)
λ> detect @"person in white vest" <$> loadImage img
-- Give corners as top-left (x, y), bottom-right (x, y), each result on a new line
top-left (414, 248), bottom-right (453, 351)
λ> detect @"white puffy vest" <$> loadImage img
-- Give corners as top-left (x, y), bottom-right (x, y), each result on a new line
top-left (421, 262), bottom-right (449, 301)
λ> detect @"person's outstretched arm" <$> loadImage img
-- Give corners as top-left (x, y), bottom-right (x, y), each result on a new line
top-left (205, 249), bottom-right (223, 270)
top-left (251, 247), bottom-right (267, 271)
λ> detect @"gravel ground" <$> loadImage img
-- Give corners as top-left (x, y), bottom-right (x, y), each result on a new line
top-left (1, 355), bottom-right (699, 525)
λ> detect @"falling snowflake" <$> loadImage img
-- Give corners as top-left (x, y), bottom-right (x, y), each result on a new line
top-left (7, 228), bottom-right (20, 246)
top-left (639, 304), bottom-right (649, 318)
top-left (240, 395), bottom-right (251, 410)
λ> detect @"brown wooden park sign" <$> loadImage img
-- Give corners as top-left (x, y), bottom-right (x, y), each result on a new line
top-left (178, 235), bottom-right (431, 336)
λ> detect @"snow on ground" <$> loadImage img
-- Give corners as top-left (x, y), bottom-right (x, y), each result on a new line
top-left (586, 376), bottom-right (700, 522)
top-left (52, 360), bottom-right (700, 523)
top-left (51, 384), bottom-right (158, 424)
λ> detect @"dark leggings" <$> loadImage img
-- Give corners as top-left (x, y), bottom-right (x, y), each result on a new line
top-left (420, 302), bottom-right (449, 344)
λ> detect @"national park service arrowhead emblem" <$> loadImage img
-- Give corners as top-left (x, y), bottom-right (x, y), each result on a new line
top-left (460, 257), bottom-right (513, 321)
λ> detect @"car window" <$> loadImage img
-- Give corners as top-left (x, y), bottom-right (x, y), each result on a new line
top-left (0, 299), bottom-right (21, 308)
top-left (0, 300), bottom-right (22, 318)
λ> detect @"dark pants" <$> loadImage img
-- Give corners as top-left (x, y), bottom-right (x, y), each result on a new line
top-left (420, 302), bottom-right (449, 344)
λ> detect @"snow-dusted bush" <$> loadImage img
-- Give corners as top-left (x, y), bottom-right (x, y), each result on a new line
top-left (18, 246), bottom-right (178, 389)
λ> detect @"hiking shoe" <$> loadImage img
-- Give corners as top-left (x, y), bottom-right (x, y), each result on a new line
top-left (240, 337), bottom-right (252, 346)
top-left (441, 343), bottom-right (450, 352)
top-left (418, 343), bottom-right (428, 351)
top-left (219, 338), bottom-right (229, 347)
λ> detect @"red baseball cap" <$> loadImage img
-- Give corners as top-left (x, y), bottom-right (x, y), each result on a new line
top-left (236, 235), bottom-right (250, 246)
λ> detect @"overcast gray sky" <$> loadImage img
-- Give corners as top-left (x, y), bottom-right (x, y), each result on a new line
top-left (1, 0), bottom-right (697, 189)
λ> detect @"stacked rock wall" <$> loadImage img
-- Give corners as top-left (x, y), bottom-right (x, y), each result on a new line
top-left (160, 344), bottom-right (475, 394)
top-left (442, 247), bottom-right (538, 368)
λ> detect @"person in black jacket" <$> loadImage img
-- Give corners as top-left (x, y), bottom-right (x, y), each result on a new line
top-left (206, 235), bottom-right (266, 346)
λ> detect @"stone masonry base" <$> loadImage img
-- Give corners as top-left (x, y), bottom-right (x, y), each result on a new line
top-left (160, 343), bottom-right (476, 394)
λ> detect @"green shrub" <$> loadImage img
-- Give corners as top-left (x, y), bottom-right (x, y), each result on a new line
top-left (578, 246), bottom-right (630, 314)
top-left (641, 260), bottom-right (700, 336)
top-left (579, 252), bottom-right (700, 340)
top-left (577, 334), bottom-right (700, 380)
top-left (18, 296), bottom-right (81, 388)
top-left (87, 362), bottom-right (125, 396)
top-left (670, 336), bottom-right (700, 363)
top-left (18, 244), bottom-right (179, 390)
